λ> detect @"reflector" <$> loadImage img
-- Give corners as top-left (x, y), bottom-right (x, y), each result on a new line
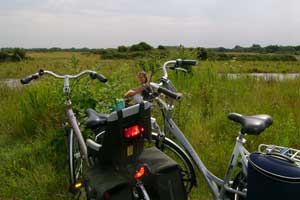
top-left (134, 166), bottom-right (145, 179)
top-left (75, 182), bottom-right (82, 189)
top-left (104, 191), bottom-right (110, 199)
top-left (124, 125), bottom-right (144, 138)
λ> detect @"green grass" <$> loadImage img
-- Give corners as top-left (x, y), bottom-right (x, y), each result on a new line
top-left (1, 52), bottom-right (300, 199)
top-left (203, 60), bottom-right (300, 73)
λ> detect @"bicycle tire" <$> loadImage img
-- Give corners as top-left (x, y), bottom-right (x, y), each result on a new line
top-left (67, 127), bottom-right (84, 187)
top-left (149, 132), bottom-right (197, 194)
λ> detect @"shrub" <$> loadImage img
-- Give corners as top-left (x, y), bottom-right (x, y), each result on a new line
top-left (213, 53), bottom-right (297, 61)
top-left (118, 45), bottom-right (128, 52)
top-left (129, 42), bottom-right (153, 51)
top-left (158, 45), bottom-right (166, 50)
top-left (12, 48), bottom-right (26, 61)
top-left (197, 47), bottom-right (208, 60)
top-left (0, 51), bottom-right (9, 61)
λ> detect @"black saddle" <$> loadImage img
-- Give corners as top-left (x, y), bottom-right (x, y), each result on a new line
top-left (84, 108), bottom-right (109, 129)
top-left (228, 113), bottom-right (273, 135)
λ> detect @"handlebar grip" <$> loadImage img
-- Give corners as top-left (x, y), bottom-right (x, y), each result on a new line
top-left (90, 72), bottom-right (108, 83)
top-left (157, 87), bottom-right (182, 100)
top-left (20, 73), bottom-right (39, 84)
top-left (176, 59), bottom-right (197, 66)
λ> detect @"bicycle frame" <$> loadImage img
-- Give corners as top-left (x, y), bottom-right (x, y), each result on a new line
top-left (151, 60), bottom-right (250, 199)
top-left (25, 69), bottom-right (105, 167)
top-left (165, 116), bottom-right (248, 199)
top-left (59, 71), bottom-right (96, 167)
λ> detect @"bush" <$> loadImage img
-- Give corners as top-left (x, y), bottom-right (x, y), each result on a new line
top-left (129, 42), bottom-right (153, 51)
top-left (158, 45), bottom-right (166, 50)
top-left (12, 48), bottom-right (26, 61)
top-left (0, 48), bottom-right (27, 62)
top-left (0, 51), bottom-right (9, 61)
top-left (197, 47), bottom-right (208, 60)
top-left (206, 53), bottom-right (297, 61)
top-left (118, 46), bottom-right (128, 52)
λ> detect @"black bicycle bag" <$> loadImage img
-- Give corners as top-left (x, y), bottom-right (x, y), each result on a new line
top-left (84, 165), bottom-right (133, 200)
top-left (98, 102), bottom-right (152, 166)
top-left (138, 147), bottom-right (188, 200)
top-left (247, 152), bottom-right (300, 200)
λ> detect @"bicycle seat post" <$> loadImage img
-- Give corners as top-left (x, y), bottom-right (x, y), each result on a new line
top-left (237, 131), bottom-right (247, 144)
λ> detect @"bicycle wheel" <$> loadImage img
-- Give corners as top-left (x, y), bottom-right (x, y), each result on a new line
top-left (148, 132), bottom-right (196, 194)
top-left (229, 172), bottom-right (247, 200)
top-left (67, 127), bottom-right (84, 189)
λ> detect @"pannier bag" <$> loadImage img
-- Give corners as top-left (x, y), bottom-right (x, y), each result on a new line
top-left (98, 102), bottom-right (152, 165)
top-left (247, 152), bottom-right (300, 200)
top-left (84, 165), bottom-right (132, 200)
top-left (138, 147), bottom-right (188, 200)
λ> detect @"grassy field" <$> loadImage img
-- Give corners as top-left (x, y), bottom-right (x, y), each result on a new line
top-left (1, 52), bottom-right (300, 199)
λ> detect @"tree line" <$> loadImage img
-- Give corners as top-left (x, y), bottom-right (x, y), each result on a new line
top-left (1, 42), bottom-right (300, 62)
top-left (2, 43), bottom-right (299, 54)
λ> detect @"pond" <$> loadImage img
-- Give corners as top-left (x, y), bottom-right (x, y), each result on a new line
top-left (0, 79), bottom-right (21, 88)
top-left (220, 73), bottom-right (300, 81)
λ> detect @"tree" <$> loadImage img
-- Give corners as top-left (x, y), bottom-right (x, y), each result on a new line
top-left (197, 47), bottom-right (208, 60)
top-left (118, 45), bottom-right (128, 52)
top-left (265, 45), bottom-right (280, 53)
top-left (12, 48), bottom-right (26, 61)
top-left (233, 45), bottom-right (243, 52)
top-left (216, 47), bottom-right (227, 52)
top-left (0, 51), bottom-right (9, 61)
top-left (130, 42), bottom-right (153, 51)
top-left (157, 45), bottom-right (166, 50)
top-left (252, 44), bottom-right (261, 48)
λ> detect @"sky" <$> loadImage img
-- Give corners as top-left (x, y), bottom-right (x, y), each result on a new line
top-left (0, 0), bottom-right (299, 48)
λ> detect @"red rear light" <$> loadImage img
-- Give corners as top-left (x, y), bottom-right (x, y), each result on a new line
top-left (134, 166), bottom-right (145, 179)
top-left (124, 125), bottom-right (144, 138)
top-left (104, 191), bottom-right (110, 199)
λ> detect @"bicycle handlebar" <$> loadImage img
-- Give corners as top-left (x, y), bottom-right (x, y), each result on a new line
top-left (176, 59), bottom-right (197, 66)
top-left (162, 59), bottom-right (197, 79)
top-left (20, 73), bottom-right (40, 84)
top-left (20, 69), bottom-right (107, 84)
top-left (150, 82), bottom-right (182, 100)
top-left (89, 72), bottom-right (108, 83)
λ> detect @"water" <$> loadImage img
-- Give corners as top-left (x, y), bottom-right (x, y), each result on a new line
top-left (0, 79), bottom-right (21, 88)
top-left (220, 73), bottom-right (300, 81)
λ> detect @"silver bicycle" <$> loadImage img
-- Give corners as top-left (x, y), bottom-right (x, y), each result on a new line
top-left (147, 59), bottom-right (273, 200)
top-left (21, 69), bottom-right (107, 192)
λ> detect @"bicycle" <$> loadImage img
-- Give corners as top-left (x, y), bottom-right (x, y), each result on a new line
top-left (21, 68), bottom-right (188, 200)
top-left (83, 82), bottom-right (192, 200)
top-left (146, 59), bottom-right (273, 200)
top-left (20, 69), bottom-right (108, 192)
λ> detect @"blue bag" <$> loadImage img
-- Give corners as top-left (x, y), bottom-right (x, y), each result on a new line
top-left (247, 152), bottom-right (300, 200)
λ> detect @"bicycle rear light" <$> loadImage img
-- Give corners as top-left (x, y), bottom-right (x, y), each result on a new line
top-left (134, 166), bottom-right (145, 179)
top-left (104, 191), bottom-right (110, 199)
top-left (124, 125), bottom-right (144, 139)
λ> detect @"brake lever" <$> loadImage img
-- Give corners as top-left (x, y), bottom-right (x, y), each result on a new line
top-left (168, 65), bottom-right (187, 73)
top-left (175, 67), bottom-right (188, 73)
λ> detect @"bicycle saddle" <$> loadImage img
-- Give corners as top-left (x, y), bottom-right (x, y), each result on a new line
top-left (84, 108), bottom-right (109, 129)
top-left (228, 113), bottom-right (273, 135)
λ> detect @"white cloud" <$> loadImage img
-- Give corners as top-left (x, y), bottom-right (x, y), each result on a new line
top-left (0, 0), bottom-right (299, 48)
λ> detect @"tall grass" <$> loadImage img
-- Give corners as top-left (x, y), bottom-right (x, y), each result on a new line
top-left (1, 53), bottom-right (300, 199)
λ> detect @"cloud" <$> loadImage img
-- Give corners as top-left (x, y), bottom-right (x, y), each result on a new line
top-left (0, 0), bottom-right (299, 48)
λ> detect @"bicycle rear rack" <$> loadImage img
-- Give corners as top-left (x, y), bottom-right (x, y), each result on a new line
top-left (258, 144), bottom-right (300, 164)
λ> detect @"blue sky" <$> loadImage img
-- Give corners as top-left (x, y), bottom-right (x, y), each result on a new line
top-left (0, 0), bottom-right (299, 48)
